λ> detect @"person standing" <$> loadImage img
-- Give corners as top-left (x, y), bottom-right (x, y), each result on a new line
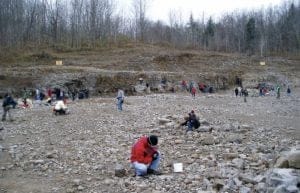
top-left (243, 88), bottom-right (248, 102)
top-left (189, 81), bottom-right (193, 93)
top-left (35, 88), bottom-right (40, 101)
top-left (276, 86), bottom-right (281, 99)
top-left (235, 88), bottom-right (239, 97)
top-left (47, 88), bottom-right (52, 98)
top-left (22, 87), bottom-right (31, 107)
top-left (287, 86), bottom-right (291, 96)
top-left (181, 80), bottom-right (187, 91)
top-left (130, 135), bottom-right (161, 176)
top-left (116, 89), bottom-right (125, 111)
top-left (191, 87), bottom-right (196, 99)
top-left (2, 93), bottom-right (17, 121)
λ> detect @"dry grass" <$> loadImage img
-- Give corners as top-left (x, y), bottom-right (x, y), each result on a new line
top-left (1, 43), bottom-right (299, 95)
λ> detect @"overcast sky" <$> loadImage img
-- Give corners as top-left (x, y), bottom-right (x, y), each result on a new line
top-left (116, 0), bottom-right (286, 24)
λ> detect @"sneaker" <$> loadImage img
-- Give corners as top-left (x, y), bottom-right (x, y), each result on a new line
top-left (147, 169), bottom-right (162, 175)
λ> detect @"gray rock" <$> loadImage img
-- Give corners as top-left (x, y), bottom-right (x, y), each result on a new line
top-left (275, 156), bottom-right (290, 168)
top-left (200, 120), bottom-right (210, 126)
top-left (213, 179), bottom-right (225, 191)
top-left (240, 186), bottom-right (251, 193)
top-left (223, 153), bottom-right (239, 160)
top-left (232, 158), bottom-right (244, 169)
top-left (201, 134), bottom-right (215, 145)
top-left (239, 173), bottom-right (257, 184)
top-left (233, 177), bottom-right (243, 186)
top-left (287, 151), bottom-right (300, 169)
top-left (266, 168), bottom-right (300, 192)
top-left (197, 126), bottom-right (213, 132)
top-left (72, 179), bottom-right (81, 186)
top-left (255, 182), bottom-right (266, 193)
top-left (227, 134), bottom-right (243, 144)
top-left (115, 164), bottom-right (126, 177)
top-left (275, 150), bottom-right (300, 169)
top-left (158, 118), bottom-right (171, 125)
top-left (77, 185), bottom-right (84, 191)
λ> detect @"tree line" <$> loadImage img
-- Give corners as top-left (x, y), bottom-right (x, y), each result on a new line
top-left (0, 0), bottom-right (299, 56)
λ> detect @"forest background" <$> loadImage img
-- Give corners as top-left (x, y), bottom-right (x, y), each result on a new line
top-left (0, 0), bottom-right (299, 63)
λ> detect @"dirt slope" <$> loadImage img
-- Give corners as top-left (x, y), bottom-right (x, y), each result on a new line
top-left (0, 44), bottom-right (299, 97)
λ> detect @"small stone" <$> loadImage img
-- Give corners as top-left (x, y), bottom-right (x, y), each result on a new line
top-left (223, 153), bottom-right (239, 160)
top-left (115, 164), bottom-right (126, 177)
top-left (174, 139), bottom-right (184, 144)
top-left (73, 179), bottom-right (81, 186)
top-left (77, 186), bottom-right (84, 191)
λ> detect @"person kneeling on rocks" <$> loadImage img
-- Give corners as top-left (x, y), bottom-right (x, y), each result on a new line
top-left (180, 110), bottom-right (200, 132)
top-left (131, 135), bottom-right (161, 176)
top-left (53, 100), bottom-right (68, 115)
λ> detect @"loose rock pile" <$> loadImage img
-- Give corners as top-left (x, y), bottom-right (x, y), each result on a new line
top-left (0, 91), bottom-right (299, 193)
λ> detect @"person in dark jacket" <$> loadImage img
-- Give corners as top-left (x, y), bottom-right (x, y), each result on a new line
top-left (130, 135), bottom-right (161, 176)
top-left (287, 86), bottom-right (291, 96)
top-left (235, 88), bottom-right (239, 97)
top-left (2, 93), bottom-right (17, 121)
top-left (181, 110), bottom-right (200, 132)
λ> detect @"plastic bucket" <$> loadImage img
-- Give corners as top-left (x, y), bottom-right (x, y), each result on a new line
top-left (173, 163), bottom-right (183, 172)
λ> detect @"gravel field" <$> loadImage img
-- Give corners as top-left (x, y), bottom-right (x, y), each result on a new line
top-left (0, 89), bottom-right (299, 193)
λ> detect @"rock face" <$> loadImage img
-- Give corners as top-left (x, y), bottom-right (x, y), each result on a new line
top-left (0, 90), bottom-right (299, 193)
top-left (0, 67), bottom-right (233, 98)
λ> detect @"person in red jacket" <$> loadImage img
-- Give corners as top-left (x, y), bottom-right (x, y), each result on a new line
top-left (131, 135), bottom-right (161, 176)
top-left (191, 87), bottom-right (196, 98)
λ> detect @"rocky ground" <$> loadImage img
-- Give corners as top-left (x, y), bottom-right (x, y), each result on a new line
top-left (0, 88), bottom-right (299, 193)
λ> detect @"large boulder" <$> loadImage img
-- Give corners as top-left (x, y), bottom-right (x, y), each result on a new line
top-left (275, 150), bottom-right (300, 169)
top-left (265, 168), bottom-right (300, 193)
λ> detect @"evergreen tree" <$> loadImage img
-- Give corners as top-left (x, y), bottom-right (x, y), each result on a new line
top-left (246, 17), bottom-right (256, 55)
top-left (204, 17), bottom-right (215, 48)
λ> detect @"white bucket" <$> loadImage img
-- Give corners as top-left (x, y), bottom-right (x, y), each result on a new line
top-left (173, 163), bottom-right (183, 172)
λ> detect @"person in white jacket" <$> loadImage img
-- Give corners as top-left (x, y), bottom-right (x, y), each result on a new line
top-left (53, 100), bottom-right (68, 115)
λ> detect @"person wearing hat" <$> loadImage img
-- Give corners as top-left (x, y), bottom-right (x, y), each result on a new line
top-left (130, 135), bottom-right (161, 176)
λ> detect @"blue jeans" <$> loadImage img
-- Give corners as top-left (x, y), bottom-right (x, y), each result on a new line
top-left (187, 121), bottom-right (194, 131)
top-left (132, 154), bottom-right (160, 176)
top-left (117, 98), bottom-right (123, 111)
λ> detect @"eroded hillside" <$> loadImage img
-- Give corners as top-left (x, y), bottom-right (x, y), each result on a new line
top-left (0, 44), bottom-right (299, 97)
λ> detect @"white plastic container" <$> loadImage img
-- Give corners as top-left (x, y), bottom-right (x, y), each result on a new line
top-left (173, 163), bottom-right (183, 172)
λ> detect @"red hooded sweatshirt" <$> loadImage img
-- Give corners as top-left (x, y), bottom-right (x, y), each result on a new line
top-left (131, 136), bottom-right (157, 164)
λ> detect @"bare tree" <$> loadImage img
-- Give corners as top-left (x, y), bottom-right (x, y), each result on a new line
top-left (132, 0), bottom-right (149, 41)
top-left (0, 0), bottom-right (299, 55)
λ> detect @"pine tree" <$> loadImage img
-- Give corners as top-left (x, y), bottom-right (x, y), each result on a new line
top-left (246, 17), bottom-right (256, 55)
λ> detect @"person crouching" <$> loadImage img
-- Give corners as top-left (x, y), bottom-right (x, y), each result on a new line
top-left (180, 110), bottom-right (200, 132)
top-left (130, 135), bottom-right (161, 176)
top-left (53, 100), bottom-right (68, 115)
